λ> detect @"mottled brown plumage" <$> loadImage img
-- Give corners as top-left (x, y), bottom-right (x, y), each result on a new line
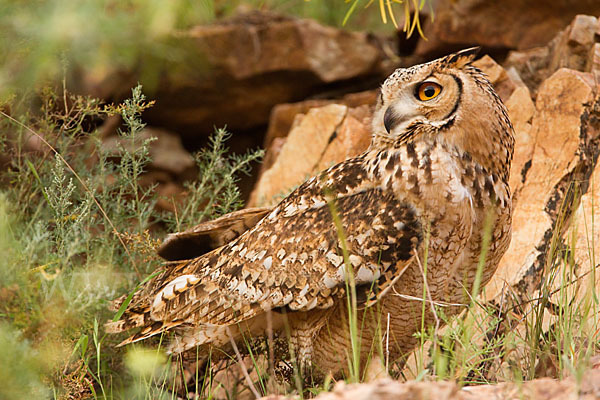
top-left (106, 48), bottom-right (514, 379)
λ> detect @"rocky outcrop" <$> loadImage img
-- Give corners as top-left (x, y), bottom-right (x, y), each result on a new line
top-left (263, 90), bottom-right (378, 150)
top-left (415, 1), bottom-right (600, 56)
top-left (486, 68), bottom-right (600, 301)
top-left (254, 90), bottom-right (378, 186)
top-left (80, 11), bottom-right (393, 142)
top-left (564, 145), bottom-right (600, 300)
top-left (506, 15), bottom-right (600, 95)
top-left (249, 103), bottom-right (372, 207)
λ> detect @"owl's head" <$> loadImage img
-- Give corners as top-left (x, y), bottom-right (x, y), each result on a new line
top-left (372, 48), bottom-right (514, 179)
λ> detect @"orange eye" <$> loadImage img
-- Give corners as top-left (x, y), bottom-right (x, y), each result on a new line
top-left (417, 82), bottom-right (442, 101)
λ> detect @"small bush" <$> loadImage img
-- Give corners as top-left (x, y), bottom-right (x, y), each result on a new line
top-left (0, 84), bottom-right (263, 398)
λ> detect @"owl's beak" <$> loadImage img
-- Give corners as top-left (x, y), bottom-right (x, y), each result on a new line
top-left (383, 106), bottom-right (399, 134)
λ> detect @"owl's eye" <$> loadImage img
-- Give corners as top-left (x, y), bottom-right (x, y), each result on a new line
top-left (416, 82), bottom-right (442, 101)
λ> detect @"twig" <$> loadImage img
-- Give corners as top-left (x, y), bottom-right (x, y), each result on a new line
top-left (414, 251), bottom-right (441, 333)
top-left (225, 326), bottom-right (261, 399)
top-left (385, 312), bottom-right (390, 372)
top-left (266, 309), bottom-right (275, 377)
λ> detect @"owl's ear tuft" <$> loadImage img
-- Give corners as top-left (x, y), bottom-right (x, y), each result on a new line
top-left (443, 47), bottom-right (481, 68)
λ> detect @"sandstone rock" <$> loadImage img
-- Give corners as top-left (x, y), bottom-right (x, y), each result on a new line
top-left (504, 47), bottom-right (551, 94)
top-left (556, 102), bottom-right (600, 302)
top-left (139, 11), bottom-right (389, 138)
top-left (248, 100), bottom-right (375, 208)
top-left (253, 91), bottom-right (377, 185)
top-left (472, 56), bottom-right (518, 102)
top-left (590, 43), bottom-right (600, 82)
top-left (262, 370), bottom-right (600, 400)
top-left (504, 85), bottom-right (536, 197)
top-left (548, 15), bottom-right (599, 74)
top-left (264, 90), bottom-right (378, 150)
top-left (102, 127), bottom-right (196, 179)
top-left (260, 137), bottom-right (287, 177)
top-left (316, 105), bottom-right (372, 172)
top-left (506, 14), bottom-right (600, 94)
top-left (486, 68), bottom-right (599, 301)
top-left (249, 104), bottom-right (355, 207)
top-left (415, 1), bottom-right (600, 56)
top-left (73, 11), bottom-right (393, 142)
top-left (189, 12), bottom-right (380, 83)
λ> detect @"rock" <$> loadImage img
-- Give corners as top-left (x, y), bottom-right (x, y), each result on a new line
top-left (506, 14), bottom-right (600, 95)
top-left (253, 91), bottom-right (376, 184)
top-left (264, 90), bottom-right (378, 150)
top-left (261, 370), bottom-right (600, 400)
top-left (316, 105), bottom-right (372, 172)
top-left (591, 43), bottom-right (600, 80)
top-left (504, 85), bottom-right (536, 197)
top-left (248, 102), bottom-right (374, 207)
top-left (102, 127), bottom-right (196, 179)
top-left (259, 136), bottom-right (287, 178)
top-left (557, 100), bottom-right (600, 301)
top-left (504, 47), bottom-right (551, 94)
top-left (139, 11), bottom-right (389, 139)
top-left (486, 68), bottom-right (599, 301)
top-left (415, 1), bottom-right (600, 56)
top-left (73, 11), bottom-right (393, 142)
top-left (472, 56), bottom-right (518, 102)
top-left (249, 104), bottom-right (363, 207)
top-left (189, 12), bottom-right (381, 83)
top-left (548, 15), bottom-right (599, 74)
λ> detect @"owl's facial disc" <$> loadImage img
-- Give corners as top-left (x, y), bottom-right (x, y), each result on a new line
top-left (382, 74), bottom-right (460, 136)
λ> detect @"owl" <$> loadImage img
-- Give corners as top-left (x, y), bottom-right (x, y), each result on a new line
top-left (106, 48), bottom-right (514, 380)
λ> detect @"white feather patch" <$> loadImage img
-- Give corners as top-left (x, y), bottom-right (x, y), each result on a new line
top-left (322, 273), bottom-right (338, 289)
top-left (152, 274), bottom-right (199, 311)
top-left (356, 266), bottom-right (374, 283)
top-left (263, 256), bottom-right (273, 270)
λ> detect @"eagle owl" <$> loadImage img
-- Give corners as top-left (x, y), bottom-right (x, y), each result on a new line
top-left (107, 48), bottom-right (514, 379)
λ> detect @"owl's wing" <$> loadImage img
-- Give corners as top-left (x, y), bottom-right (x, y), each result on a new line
top-left (107, 157), bottom-right (422, 346)
top-left (106, 207), bottom-right (271, 313)
top-left (157, 207), bottom-right (271, 261)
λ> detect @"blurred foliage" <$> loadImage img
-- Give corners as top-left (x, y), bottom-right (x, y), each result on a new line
top-left (0, 0), bottom-right (428, 102)
top-left (0, 323), bottom-right (50, 400)
top-left (341, 0), bottom-right (429, 36)
top-left (0, 0), bottom-right (216, 101)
